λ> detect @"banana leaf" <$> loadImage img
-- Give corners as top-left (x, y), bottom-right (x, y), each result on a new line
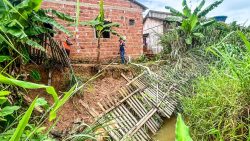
top-left (0, 74), bottom-right (59, 103)
top-left (33, 13), bottom-right (71, 36)
top-left (198, 0), bottom-right (223, 18)
top-left (176, 113), bottom-right (193, 141)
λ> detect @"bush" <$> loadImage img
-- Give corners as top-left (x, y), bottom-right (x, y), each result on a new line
top-left (160, 30), bottom-right (186, 59)
top-left (181, 33), bottom-right (250, 140)
top-left (182, 68), bottom-right (249, 140)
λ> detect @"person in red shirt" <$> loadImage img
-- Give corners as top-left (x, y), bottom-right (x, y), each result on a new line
top-left (58, 31), bottom-right (73, 56)
top-left (63, 36), bottom-right (73, 56)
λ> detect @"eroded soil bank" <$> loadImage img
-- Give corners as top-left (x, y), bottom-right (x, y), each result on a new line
top-left (24, 64), bottom-right (139, 134)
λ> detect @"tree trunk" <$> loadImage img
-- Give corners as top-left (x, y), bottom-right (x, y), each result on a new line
top-left (97, 37), bottom-right (101, 63)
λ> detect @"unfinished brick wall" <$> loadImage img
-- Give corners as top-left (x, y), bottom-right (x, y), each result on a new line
top-left (42, 0), bottom-right (144, 62)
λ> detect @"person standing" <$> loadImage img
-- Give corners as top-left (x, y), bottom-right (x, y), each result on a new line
top-left (63, 36), bottom-right (73, 56)
top-left (58, 31), bottom-right (73, 56)
top-left (119, 37), bottom-right (126, 64)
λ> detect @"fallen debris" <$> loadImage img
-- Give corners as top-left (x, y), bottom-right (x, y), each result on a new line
top-left (81, 72), bottom-right (178, 141)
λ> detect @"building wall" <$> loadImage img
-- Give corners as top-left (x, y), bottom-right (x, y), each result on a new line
top-left (143, 18), bottom-right (163, 54)
top-left (42, 0), bottom-right (144, 62)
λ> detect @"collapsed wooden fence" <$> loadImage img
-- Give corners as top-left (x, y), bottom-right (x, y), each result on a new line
top-left (81, 72), bottom-right (178, 141)
top-left (28, 34), bottom-right (70, 67)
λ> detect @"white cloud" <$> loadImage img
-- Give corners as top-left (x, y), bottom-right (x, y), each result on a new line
top-left (138, 0), bottom-right (250, 25)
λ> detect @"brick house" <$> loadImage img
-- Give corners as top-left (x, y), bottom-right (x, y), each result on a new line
top-left (42, 0), bottom-right (147, 62)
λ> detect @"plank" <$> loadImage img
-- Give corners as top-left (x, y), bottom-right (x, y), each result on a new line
top-left (121, 72), bottom-right (146, 86)
top-left (100, 87), bottom-right (146, 116)
top-left (81, 72), bottom-right (179, 141)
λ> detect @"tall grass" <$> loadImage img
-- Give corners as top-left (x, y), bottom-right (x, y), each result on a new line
top-left (158, 21), bottom-right (250, 140)
top-left (181, 32), bottom-right (250, 140)
top-left (182, 69), bottom-right (249, 140)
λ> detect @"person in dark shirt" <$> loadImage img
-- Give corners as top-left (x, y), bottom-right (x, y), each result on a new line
top-left (119, 37), bottom-right (126, 64)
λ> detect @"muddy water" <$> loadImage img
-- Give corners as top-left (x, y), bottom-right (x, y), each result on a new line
top-left (153, 116), bottom-right (177, 141)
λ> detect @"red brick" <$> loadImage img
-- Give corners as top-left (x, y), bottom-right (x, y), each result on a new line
top-left (42, 0), bottom-right (144, 62)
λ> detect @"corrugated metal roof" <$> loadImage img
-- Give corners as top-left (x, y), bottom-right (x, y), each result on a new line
top-left (143, 10), bottom-right (171, 23)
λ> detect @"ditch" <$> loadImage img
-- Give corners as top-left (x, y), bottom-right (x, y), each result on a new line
top-left (153, 116), bottom-right (176, 141)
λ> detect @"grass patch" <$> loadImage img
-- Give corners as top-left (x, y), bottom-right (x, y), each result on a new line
top-left (182, 68), bottom-right (249, 140)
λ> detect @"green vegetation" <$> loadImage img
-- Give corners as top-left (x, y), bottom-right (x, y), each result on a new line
top-left (157, 0), bottom-right (250, 140)
top-left (163, 0), bottom-right (223, 59)
top-left (0, 0), bottom-right (73, 61)
top-left (1, 0), bottom-right (250, 140)
top-left (181, 32), bottom-right (250, 140)
top-left (0, 0), bottom-right (102, 140)
top-left (80, 0), bottom-right (120, 63)
top-left (175, 114), bottom-right (193, 141)
top-left (166, 0), bottom-right (223, 46)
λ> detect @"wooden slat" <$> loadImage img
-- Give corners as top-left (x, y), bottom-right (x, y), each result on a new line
top-left (100, 87), bottom-right (146, 116)
top-left (105, 96), bottom-right (142, 141)
top-left (120, 86), bottom-right (160, 134)
top-left (98, 102), bottom-right (123, 140)
top-left (80, 100), bottom-right (120, 141)
top-left (81, 72), bottom-right (178, 141)
top-left (122, 72), bottom-right (146, 86)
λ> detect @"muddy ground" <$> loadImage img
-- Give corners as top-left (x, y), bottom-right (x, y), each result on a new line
top-left (24, 64), bottom-right (138, 133)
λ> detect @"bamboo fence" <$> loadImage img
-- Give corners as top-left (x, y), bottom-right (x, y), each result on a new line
top-left (81, 72), bottom-right (178, 141)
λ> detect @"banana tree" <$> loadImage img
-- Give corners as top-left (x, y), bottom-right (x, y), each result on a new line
top-left (166, 0), bottom-right (224, 45)
top-left (80, 0), bottom-right (120, 63)
top-left (0, 0), bottom-right (74, 62)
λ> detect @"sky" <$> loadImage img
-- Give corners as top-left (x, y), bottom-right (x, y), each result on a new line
top-left (137, 0), bottom-right (250, 25)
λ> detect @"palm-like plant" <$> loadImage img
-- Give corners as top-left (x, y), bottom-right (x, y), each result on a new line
top-left (0, 0), bottom-right (74, 62)
top-left (166, 0), bottom-right (224, 45)
top-left (80, 0), bottom-right (120, 63)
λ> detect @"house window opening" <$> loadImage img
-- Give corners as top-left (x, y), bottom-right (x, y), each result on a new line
top-left (129, 19), bottom-right (135, 26)
top-left (44, 23), bottom-right (54, 37)
top-left (95, 21), bottom-right (111, 38)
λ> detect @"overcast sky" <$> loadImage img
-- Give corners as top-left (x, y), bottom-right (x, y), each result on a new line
top-left (138, 0), bottom-right (250, 25)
